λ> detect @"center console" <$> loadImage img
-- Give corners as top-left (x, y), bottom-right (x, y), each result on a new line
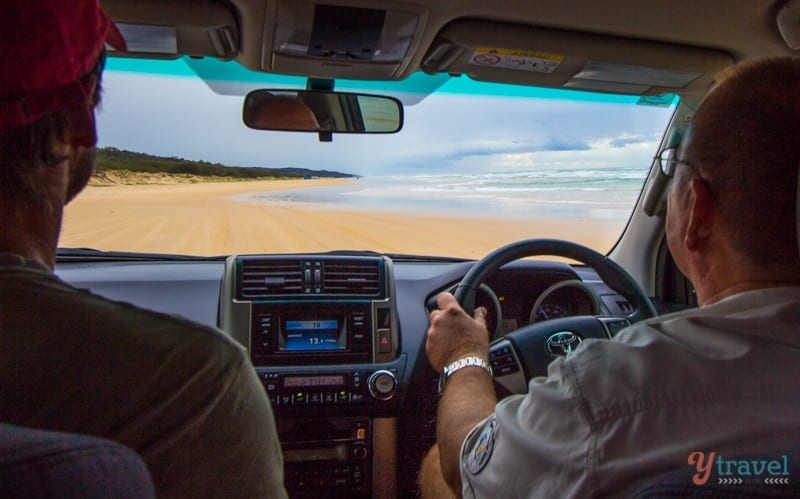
top-left (221, 254), bottom-right (403, 498)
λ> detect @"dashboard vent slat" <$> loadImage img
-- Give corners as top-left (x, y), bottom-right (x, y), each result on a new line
top-left (322, 260), bottom-right (381, 296)
top-left (237, 256), bottom-right (385, 299)
top-left (239, 260), bottom-right (304, 297)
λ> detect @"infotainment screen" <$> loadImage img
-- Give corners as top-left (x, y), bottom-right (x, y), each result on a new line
top-left (282, 319), bottom-right (345, 352)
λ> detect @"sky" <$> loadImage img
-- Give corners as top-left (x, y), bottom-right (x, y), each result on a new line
top-left (96, 57), bottom-right (677, 178)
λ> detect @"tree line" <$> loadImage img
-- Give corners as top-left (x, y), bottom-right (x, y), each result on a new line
top-left (96, 147), bottom-right (357, 179)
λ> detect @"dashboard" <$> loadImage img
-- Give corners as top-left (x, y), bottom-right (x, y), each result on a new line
top-left (55, 252), bottom-right (632, 498)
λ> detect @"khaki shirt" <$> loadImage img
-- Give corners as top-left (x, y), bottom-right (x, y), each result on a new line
top-left (461, 287), bottom-right (800, 498)
top-left (0, 256), bottom-right (287, 498)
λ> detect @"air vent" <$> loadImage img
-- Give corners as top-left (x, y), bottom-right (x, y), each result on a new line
top-left (322, 259), bottom-right (381, 296)
top-left (617, 300), bottom-right (633, 314)
top-left (239, 259), bottom-right (304, 297)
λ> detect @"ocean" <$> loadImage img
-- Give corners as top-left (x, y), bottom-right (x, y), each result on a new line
top-left (246, 167), bottom-right (648, 221)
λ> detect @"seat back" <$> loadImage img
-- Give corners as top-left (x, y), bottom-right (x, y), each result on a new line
top-left (0, 423), bottom-right (155, 499)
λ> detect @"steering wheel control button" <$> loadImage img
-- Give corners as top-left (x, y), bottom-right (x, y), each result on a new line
top-left (490, 344), bottom-right (521, 376)
top-left (368, 370), bottom-right (397, 400)
top-left (602, 318), bottom-right (631, 337)
top-left (544, 331), bottom-right (582, 358)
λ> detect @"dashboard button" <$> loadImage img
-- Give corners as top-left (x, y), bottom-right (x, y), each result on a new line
top-left (377, 328), bottom-right (392, 353)
top-left (353, 466), bottom-right (364, 485)
top-left (368, 370), bottom-right (397, 400)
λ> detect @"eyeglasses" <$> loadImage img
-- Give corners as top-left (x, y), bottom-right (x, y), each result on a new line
top-left (657, 147), bottom-right (694, 177)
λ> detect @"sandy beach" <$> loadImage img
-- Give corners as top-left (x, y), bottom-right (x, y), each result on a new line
top-left (61, 178), bottom-right (623, 259)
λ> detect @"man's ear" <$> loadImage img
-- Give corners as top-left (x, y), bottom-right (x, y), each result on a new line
top-left (63, 104), bottom-right (98, 148)
top-left (683, 177), bottom-right (714, 252)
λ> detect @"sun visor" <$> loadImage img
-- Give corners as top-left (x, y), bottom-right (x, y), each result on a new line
top-left (182, 57), bottom-right (449, 106)
top-left (264, 1), bottom-right (428, 80)
top-left (101, 0), bottom-right (239, 59)
top-left (421, 20), bottom-right (734, 96)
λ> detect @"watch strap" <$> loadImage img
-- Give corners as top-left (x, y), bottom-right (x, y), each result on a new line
top-left (438, 355), bottom-right (492, 394)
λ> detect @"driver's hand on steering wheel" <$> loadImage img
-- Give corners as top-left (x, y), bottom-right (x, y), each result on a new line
top-left (426, 292), bottom-right (490, 374)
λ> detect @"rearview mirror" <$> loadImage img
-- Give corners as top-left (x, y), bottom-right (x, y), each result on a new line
top-left (243, 89), bottom-right (403, 133)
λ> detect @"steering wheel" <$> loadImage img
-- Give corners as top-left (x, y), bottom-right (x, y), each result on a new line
top-left (452, 239), bottom-right (657, 394)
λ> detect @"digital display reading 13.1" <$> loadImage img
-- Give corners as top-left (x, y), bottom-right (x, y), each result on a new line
top-left (283, 319), bottom-right (343, 351)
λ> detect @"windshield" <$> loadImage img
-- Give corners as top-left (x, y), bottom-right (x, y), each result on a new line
top-left (60, 57), bottom-right (676, 259)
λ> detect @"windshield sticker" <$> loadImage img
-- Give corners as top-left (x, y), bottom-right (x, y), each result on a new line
top-left (470, 47), bottom-right (563, 73)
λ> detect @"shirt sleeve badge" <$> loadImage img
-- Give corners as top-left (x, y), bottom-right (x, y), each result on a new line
top-left (463, 417), bottom-right (498, 475)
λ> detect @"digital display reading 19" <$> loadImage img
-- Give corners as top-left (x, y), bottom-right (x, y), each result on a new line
top-left (284, 319), bottom-right (343, 351)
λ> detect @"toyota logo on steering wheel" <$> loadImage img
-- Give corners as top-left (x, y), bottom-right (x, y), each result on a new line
top-left (545, 331), bottom-right (582, 358)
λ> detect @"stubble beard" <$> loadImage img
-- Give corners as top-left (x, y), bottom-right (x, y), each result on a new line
top-left (66, 146), bottom-right (96, 204)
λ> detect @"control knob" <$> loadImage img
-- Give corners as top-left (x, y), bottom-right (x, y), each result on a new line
top-left (367, 370), bottom-right (397, 400)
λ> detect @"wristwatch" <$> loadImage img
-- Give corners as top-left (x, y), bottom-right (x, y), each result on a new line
top-left (438, 355), bottom-right (493, 394)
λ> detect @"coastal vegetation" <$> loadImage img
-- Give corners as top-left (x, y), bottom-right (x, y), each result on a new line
top-left (93, 147), bottom-right (356, 185)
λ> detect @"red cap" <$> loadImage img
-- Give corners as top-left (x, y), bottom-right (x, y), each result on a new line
top-left (0, 0), bottom-right (127, 132)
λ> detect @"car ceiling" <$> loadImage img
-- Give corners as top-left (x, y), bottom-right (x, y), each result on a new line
top-left (102, 0), bottom-right (798, 99)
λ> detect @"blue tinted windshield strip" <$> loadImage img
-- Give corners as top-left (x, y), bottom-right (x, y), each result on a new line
top-left (105, 56), bottom-right (674, 106)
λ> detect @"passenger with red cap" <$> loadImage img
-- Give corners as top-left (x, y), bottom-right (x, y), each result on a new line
top-left (0, 2), bottom-right (287, 497)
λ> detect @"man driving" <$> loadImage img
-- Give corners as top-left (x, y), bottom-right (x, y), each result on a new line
top-left (420, 56), bottom-right (800, 497)
top-left (245, 93), bottom-right (322, 131)
top-left (0, 2), bottom-right (286, 497)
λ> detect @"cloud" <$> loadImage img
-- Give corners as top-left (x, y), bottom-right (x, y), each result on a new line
top-left (485, 132), bottom-right (663, 171)
top-left (97, 69), bottom-right (675, 177)
top-left (370, 135), bottom-right (593, 173)
top-left (608, 133), bottom-right (648, 148)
